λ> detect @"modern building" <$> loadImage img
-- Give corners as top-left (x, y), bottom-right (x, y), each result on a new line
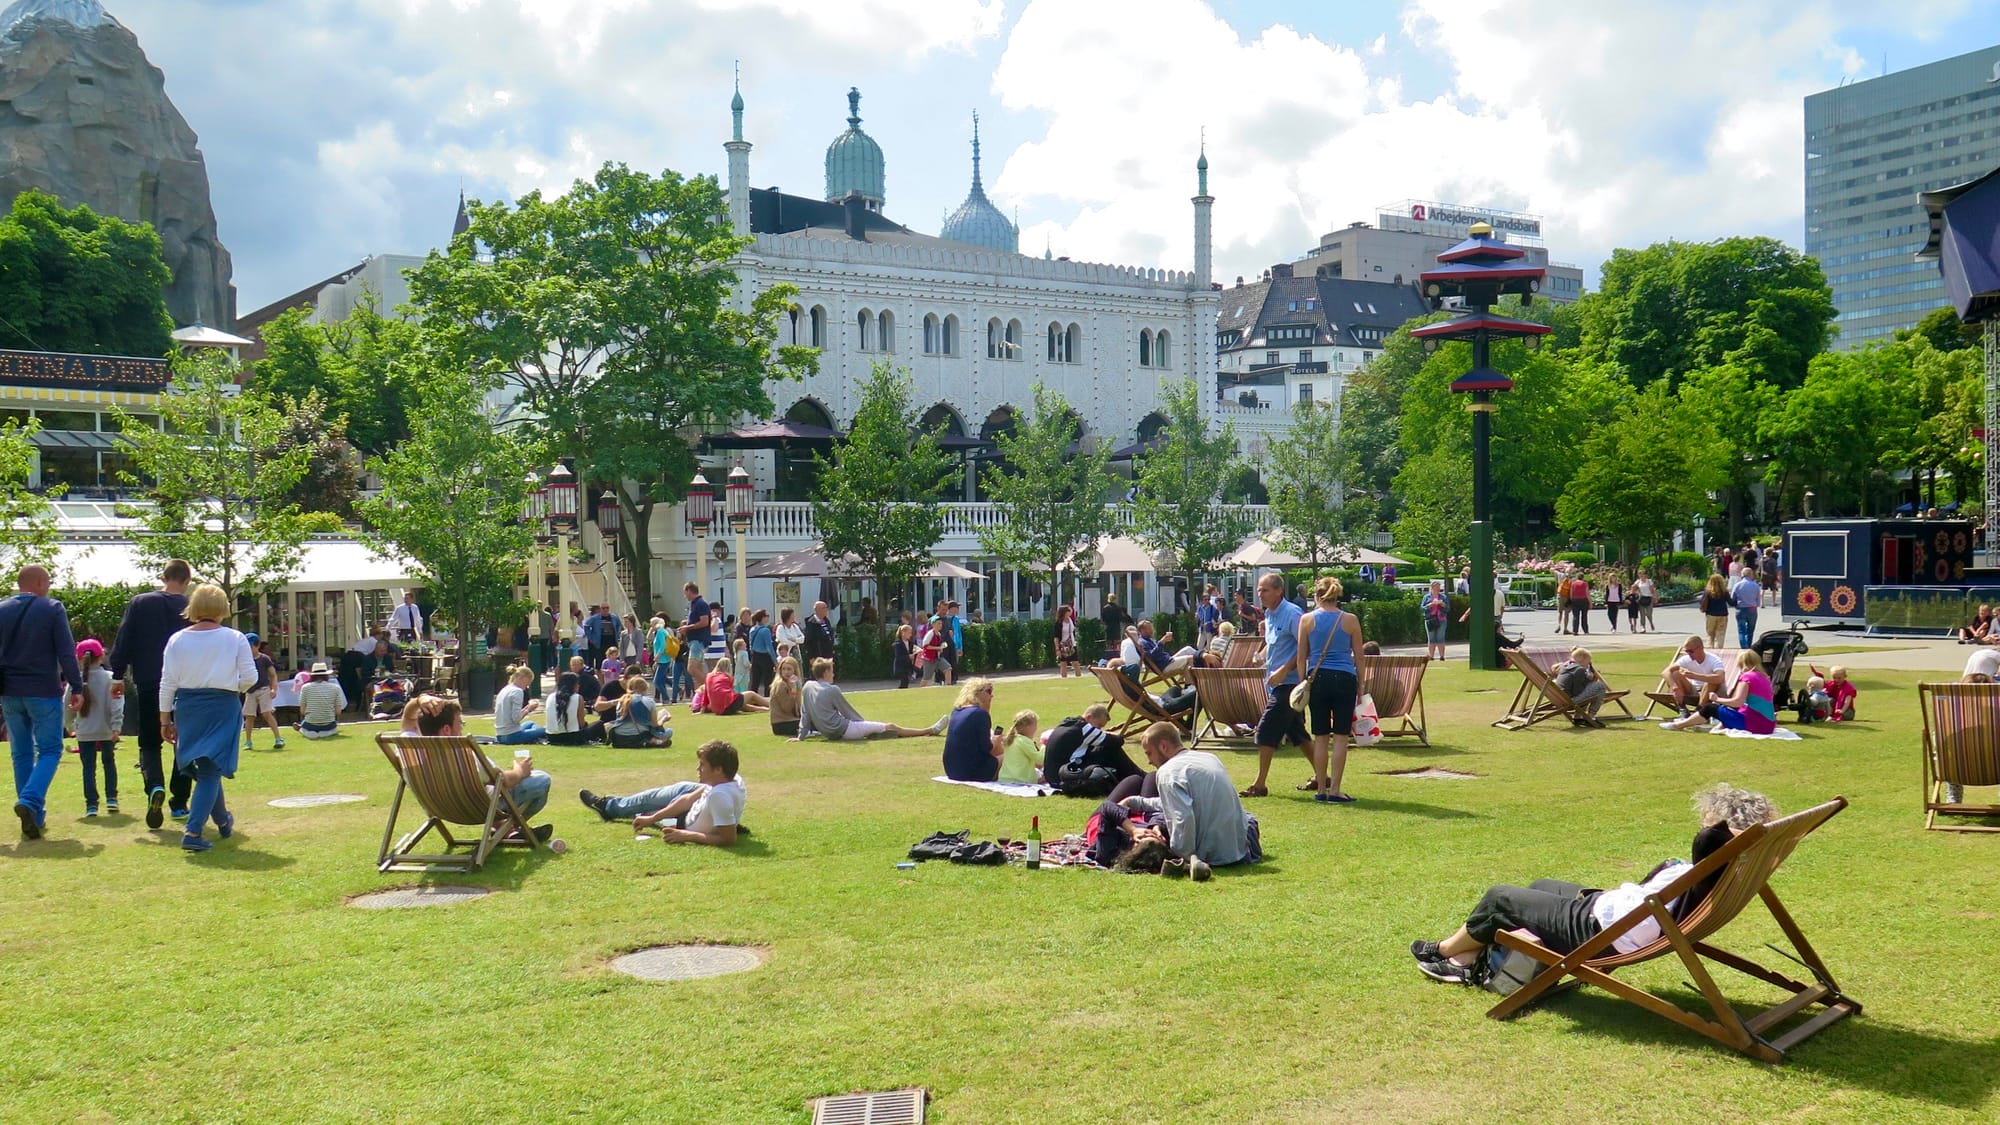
top-left (1806, 44), bottom-right (2000, 348)
top-left (235, 252), bottom-right (427, 363)
top-left (1288, 201), bottom-right (1584, 304)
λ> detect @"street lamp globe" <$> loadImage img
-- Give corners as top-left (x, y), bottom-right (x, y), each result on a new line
top-left (546, 462), bottom-right (578, 532)
top-left (597, 488), bottom-right (622, 534)
top-left (686, 470), bottom-right (716, 534)
top-left (726, 461), bottom-right (755, 532)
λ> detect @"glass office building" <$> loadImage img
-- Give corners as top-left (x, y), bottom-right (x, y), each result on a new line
top-left (1805, 45), bottom-right (2000, 348)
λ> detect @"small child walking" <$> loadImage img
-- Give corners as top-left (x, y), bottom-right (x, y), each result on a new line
top-left (70, 639), bottom-right (125, 817)
top-left (997, 709), bottom-right (1044, 784)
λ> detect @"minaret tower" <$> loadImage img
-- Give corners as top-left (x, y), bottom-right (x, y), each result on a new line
top-left (725, 66), bottom-right (752, 235)
top-left (1192, 135), bottom-right (1213, 288)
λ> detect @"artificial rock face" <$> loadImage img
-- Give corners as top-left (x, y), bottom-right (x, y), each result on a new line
top-left (0, 0), bottom-right (234, 329)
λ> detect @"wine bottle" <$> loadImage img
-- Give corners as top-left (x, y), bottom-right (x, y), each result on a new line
top-left (1026, 815), bottom-right (1042, 870)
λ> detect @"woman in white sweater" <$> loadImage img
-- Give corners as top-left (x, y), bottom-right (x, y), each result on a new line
top-left (493, 665), bottom-right (545, 745)
top-left (159, 584), bottom-right (259, 853)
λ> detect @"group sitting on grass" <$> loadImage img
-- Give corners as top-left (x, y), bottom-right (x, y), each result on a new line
top-left (1661, 649), bottom-right (1776, 735)
top-left (1092, 721), bottom-right (1261, 881)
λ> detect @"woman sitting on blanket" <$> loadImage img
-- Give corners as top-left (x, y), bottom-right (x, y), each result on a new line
top-left (1661, 649), bottom-right (1775, 735)
top-left (1409, 784), bottom-right (1775, 985)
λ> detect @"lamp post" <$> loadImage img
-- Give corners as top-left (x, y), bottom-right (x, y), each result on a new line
top-left (686, 470), bottom-right (715, 605)
top-left (523, 470), bottom-right (547, 671)
top-left (727, 462), bottom-right (755, 619)
top-left (1411, 221), bottom-right (1549, 671)
top-left (597, 487), bottom-right (623, 608)
top-left (547, 462), bottom-right (577, 649)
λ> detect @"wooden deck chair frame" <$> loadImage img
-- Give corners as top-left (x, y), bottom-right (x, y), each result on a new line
top-left (376, 733), bottom-right (545, 873)
top-left (1498, 646), bottom-right (1570, 723)
top-left (1189, 666), bottom-right (1267, 749)
top-left (1919, 682), bottom-right (2000, 832)
top-left (1359, 654), bottom-right (1430, 746)
top-left (1091, 665), bottom-right (1191, 739)
top-left (1493, 651), bottom-right (1633, 730)
top-left (1488, 798), bottom-right (1859, 1063)
top-left (1640, 639), bottom-right (1693, 719)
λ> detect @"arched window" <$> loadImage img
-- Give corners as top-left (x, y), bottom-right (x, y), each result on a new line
top-left (1156, 330), bottom-right (1170, 367)
top-left (981, 405), bottom-right (1019, 442)
top-left (920, 403), bottom-right (966, 437)
top-left (856, 309), bottom-right (874, 351)
top-left (1066, 323), bottom-right (1082, 364)
top-left (809, 306), bottom-right (827, 348)
top-left (924, 313), bottom-right (942, 355)
top-left (986, 318), bottom-right (1002, 358)
top-left (1006, 319), bottom-right (1021, 357)
top-left (942, 315), bottom-right (958, 356)
top-left (787, 305), bottom-right (802, 346)
top-left (1136, 411), bottom-right (1169, 444)
top-left (878, 310), bottom-right (895, 353)
top-left (1047, 322), bottom-right (1063, 363)
top-left (1138, 329), bottom-right (1152, 367)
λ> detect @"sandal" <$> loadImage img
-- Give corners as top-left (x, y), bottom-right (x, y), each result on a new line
top-left (1237, 785), bottom-right (1268, 798)
top-left (1294, 779), bottom-right (1319, 792)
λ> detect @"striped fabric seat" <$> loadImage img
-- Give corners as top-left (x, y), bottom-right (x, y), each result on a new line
top-left (1221, 634), bottom-right (1265, 668)
top-left (375, 734), bottom-right (544, 873)
top-left (1493, 651), bottom-right (1632, 730)
top-left (1358, 654), bottom-right (1430, 746)
top-left (1918, 682), bottom-right (2000, 831)
top-left (1491, 798), bottom-right (1858, 1063)
top-left (1091, 665), bottom-right (1191, 738)
top-left (1189, 666), bottom-right (1267, 749)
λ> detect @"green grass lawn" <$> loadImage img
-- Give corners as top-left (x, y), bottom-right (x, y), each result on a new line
top-left (4, 649), bottom-right (1998, 1124)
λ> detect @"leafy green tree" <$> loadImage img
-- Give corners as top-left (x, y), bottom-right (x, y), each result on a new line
top-left (1758, 351), bottom-right (1898, 517)
top-left (976, 383), bottom-right (1117, 608)
top-left (0, 190), bottom-right (172, 357)
top-left (115, 351), bottom-right (315, 611)
top-left (1266, 400), bottom-right (1368, 575)
top-left (1875, 335), bottom-right (1983, 508)
top-left (813, 363), bottom-right (953, 602)
top-left (1673, 362), bottom-right (1779, 537)
top-left (1130, 379), bottom-right (1254, 580)
top-left (1554, 385), bottom-right (1733, 568)
top-left (274, 392), bottom-right (362, 519)
top-left (253, 299), bottom-right (420, 456)
top-left (359, 373), bottom-right (537, 697)
top-left (1390, 448), bottom-right (1473, 565)
top-left (0, 419), bottom-right (60, 579)
top-left (1899, 306), bottom-right (1982, 354)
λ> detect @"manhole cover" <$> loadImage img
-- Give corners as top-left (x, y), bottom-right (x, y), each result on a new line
top-left (1376, 767), bottom-right (1481, 781)
top-left (347, 884), bottom-right (491, 909)
top-left (610, 944), bottom-right (765, 982)
top-left (269, 793), bottom-right (368, 808)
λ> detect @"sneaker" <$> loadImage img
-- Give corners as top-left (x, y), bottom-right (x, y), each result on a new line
top-left (927, 715), bottom-right (949, 736)
top-left (146, 788), bottom-right (165, 829)
top-left (15, 802), bottom-right (41, 839)
top-left (1410, 940), bottom-right (1446, 964)
top-left (214, 811), bottom-right (235, 839)
top-left (578, 790), bottom-right (609, 820)
top-left (181, 834), bottom-right (212, 853)
top-left (170, 808), bottom-right (189, 821)
top-left (86, 805), bottom-right (99, 817)
top-left (1189, 856), bottom-right (1212, 882)
top-left (273, 737), bottom-right (286, 749)
top-left (1160, 857), bottom-right (1189, 879)
top-left (1418, 957), bottom-right (1480, 985)
top-left (106, 798), bottom-right (119, 814)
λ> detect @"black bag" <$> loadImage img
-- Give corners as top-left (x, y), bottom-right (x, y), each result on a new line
top-left (1056, 762), bottom-right (1118, 798)
top-left (1483, 943), bottom-right (1551, 996)
top-left (908, 830), bottom-right (970, 862)
top-left (948, 841), bottom-right (1005, 866)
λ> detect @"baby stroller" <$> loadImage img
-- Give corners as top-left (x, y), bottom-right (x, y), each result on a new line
top-left (1749, 623), bottom-right (1809, 710)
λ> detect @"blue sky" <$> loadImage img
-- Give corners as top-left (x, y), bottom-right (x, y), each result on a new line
top-left (102, 0), bottom-right (1998, 313)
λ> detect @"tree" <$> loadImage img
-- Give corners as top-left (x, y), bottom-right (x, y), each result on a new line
top-left (274, 392), bottom-right (363, 518)
top-left (976, 383), bottom-right (1118, 609)
top-left (1900, 306), bottom-right (1982, 354)
top-left (1129, 379), bottom-right (1254, 582)
top-left (812, 363), bottom-right (953, 604)
top-left (252, 299), bottom-right (420, 456)
top-left (1554, 385), bottom-right (1733, 568)
top-left (404, 163), bottom-right (813, 615)
top-left (0, 419), bottom-right (59, 579)
top-left (115, 351), bottom-right (315, 611)
top-left (1390, 449), bottom-right (1474, 565)
top-left (1758, 351), bottom-right (1899, 517)
top-left (1266, 400), bottom-right (1368, 575)
top-left (359, 373), bottom-right (537, 697)
top-left (0, 190), bottom-right (172, 357)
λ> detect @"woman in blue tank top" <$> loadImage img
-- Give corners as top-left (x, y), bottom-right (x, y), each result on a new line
top-left (1294, 575), bottom-right (1364, 804)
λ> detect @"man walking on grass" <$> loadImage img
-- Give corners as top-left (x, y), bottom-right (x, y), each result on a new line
top-left (1236, 572), bottom-right (1311, 800)
top-left (109, 559), bottom-right (190, 829)
top-left (3, 565), bottom-right (84, 839)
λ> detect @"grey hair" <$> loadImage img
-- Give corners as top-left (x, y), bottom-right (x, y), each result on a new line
top-left (1693, 783), bottom-right (1776, 831)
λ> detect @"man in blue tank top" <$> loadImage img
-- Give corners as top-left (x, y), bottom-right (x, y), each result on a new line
top-left (1238, 572), bottom-right (1310, 798)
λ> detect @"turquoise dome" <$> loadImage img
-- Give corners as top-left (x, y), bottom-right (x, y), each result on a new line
top-left (824, 87), bottom-right (884, 207)
top-left (940, 112), bottom-right (1017, 253)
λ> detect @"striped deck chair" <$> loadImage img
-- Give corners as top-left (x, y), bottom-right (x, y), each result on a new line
top-left (1359, 654), bottom-right (1430, 746)
top-left (1221, 634), bottom-right (1265, 668)
top-left (1493, 651), bottom-right (1633, 730)
top-left (1489, 798), bottom-right (1859, 1063)
top-left (1499, 646), bottom-right (1570, 722)
top-left (1189, 666), bottom-right (1267, 749)
top-left (1919, 682), bottom-right (2000, 832)
top-left (376, 733), bottom-right (544, 873)
top-left (1091, 665), bottom-right (1191, 739)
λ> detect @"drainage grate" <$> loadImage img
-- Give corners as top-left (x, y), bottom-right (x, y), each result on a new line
top-left (269, 793), bottom-right (367, 808)
top-left (610, 944), bottom-right (765, 982)
top-left (1375, 767), bottom-right (1481, 781)
top-left (347, 884), bottom-right (491, 909)
top-left (810, 1088), bottom-right (926, 1125)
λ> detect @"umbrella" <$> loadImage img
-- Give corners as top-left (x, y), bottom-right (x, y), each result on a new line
top-left (1227, 536), bottom-right (1304, 568)
top-left (923, 560), bottom-right (983, 580)
top-left (1348, 547), bottom-right (1412, 567)
top-left (701, 420), bottom-right (841, 450)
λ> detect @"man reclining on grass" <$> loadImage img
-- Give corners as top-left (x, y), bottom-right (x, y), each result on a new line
top-left (1407, 783), bottom-right (1773, 986)
top-left (578, 739), bottom-right (746, 847)
top-left (793, 657), bottom-right (945, 742)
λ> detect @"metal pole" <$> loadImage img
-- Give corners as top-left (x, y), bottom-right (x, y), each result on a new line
top-left (733, 523), bottom-right (749, 622)
top-left (1467, 327), bottom-right (1497, 671)
top-left (694, 528), bottom-right (709, 607)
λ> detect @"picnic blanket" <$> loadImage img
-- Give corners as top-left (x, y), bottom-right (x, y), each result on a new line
top-left (1000, 836), bottom-right (1103, 868)
top-left (1656, 723), bottom-right (1804, 741)
top-left (931, 777), bottom-right (1052, 797)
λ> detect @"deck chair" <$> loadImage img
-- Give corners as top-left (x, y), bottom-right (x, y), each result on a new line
top-left (1640, 640), bottom-right (1695, 719)
top-left (1091, 665), bottom-right (1192, 739)
top-left (376, 733), bottom-right (544, 873)
top-left (1221, 634), bottom-right (1265, 668)
top-left (1359, 654), bottom-right (1430, 746)
top-left (1489, 798), bottom-right (1859, 1063)
top-left (1919, 682), bottom-right (2000, 832)
top-left (1498, 646), bottom-right (1570, 721)
top-left (1493, 651), bottom-right (1633, 730)
top-left (1189, 666), bottom-right (1267, 749)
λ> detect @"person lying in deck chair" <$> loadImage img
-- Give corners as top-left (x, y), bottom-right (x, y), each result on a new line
top-left (578, 739), bottom-right (745, 847)
top-left (1408, 784), bottom-right (1774, 985)
top-left (410, 696), bottom-right (555, 844)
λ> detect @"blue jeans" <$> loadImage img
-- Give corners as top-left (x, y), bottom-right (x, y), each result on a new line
top-left (185, 756), bottom-right (229, 837)
top-left (4, 695), bottom-right (66, 824)
top-left (495, 723), bottom-right (544, 745)
top-left (601, 780), bottom-right (701, 821)
top-left (507, 770), bottom-right (552, 819)
top-left (1736, 607), bottom-right (1757, 648)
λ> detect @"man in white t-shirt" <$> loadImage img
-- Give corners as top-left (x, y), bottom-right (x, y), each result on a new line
top-left (576, 740), bottom-right (745, 846)
top-left (1661, 636), bottom-right (1727, 711)
top-left (1964, 646), bottom-right (2000, 682)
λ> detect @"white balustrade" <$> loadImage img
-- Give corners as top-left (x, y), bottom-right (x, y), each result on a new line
top-left (672, 501), bottom-right (1260, 548)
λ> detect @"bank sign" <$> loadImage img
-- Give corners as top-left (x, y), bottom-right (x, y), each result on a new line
top-left (1404, 202), bottom-right (1541, 239)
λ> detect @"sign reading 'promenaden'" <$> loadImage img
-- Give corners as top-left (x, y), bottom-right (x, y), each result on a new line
top-left (0, 349), bottom-right (171, 393)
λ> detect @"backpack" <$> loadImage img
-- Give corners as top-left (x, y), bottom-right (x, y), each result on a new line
top-left (1056, 761), bottom-right (1118, 798)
